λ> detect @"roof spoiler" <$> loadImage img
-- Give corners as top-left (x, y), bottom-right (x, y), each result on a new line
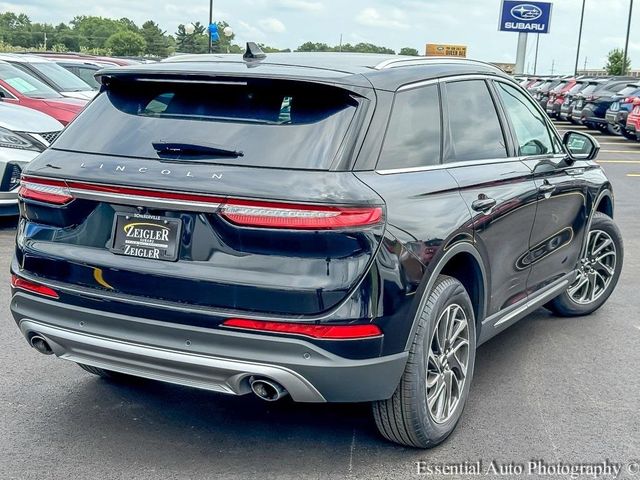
top-left (243, 42), bottom-right (266, 62)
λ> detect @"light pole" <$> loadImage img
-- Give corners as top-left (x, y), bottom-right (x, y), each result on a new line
top-left (208, 0), bottom-right (214, 53)
top-left (622, 0), bottom-right (634, 75)
top-left (574, 0), bottom-right (586, 76)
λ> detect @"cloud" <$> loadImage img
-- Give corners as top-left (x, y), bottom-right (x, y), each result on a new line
top-left (277, 0), bottom-right (323, 13)
top-left (258, 17), bottom-right (286, 33)
top-left (355, 7), bottom-right (409, 30)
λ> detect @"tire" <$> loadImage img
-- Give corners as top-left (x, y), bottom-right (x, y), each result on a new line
top-left (545, 212), bottom-right (623, 317)
top-left (372, 275), bottom-right (476, 448)
top-left (622, 129), bottom-right (636, 140)
top-left (606, 123), bottom-right (622, 136)
top-left (77, 363), bottom-right (129, 379)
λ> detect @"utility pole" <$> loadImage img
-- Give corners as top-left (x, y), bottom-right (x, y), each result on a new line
top-left (622, 0), bottom-right (634, 75)
top-left (43, 31), bottom-right (47, 50)
top-left (550, 59), bottom-right (555, 75)
top-left (208, 0), bottom-right (214, 53)
top-left (574, 0), bottom-right (586, 76)
top-left (583, 56), bottom-right (588, 73)
top-left (533, 33), bottom-right (540, 75)
top-left (339, 34), bottom-right (343, 52)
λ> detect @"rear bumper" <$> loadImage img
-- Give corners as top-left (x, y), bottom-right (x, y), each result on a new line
top-left (11, 292), bottom-right (408, 403)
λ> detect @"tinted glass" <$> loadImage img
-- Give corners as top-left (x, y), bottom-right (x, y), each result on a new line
top-left (0, 63), bottom-right (61, 99)
top-left (496, 82), bottom-right (554, 156)
top-left (580, 84), bottom-right (598, 95)
top-left (567, 82), bottom-right (588, 95)
top-left (53, 78), bottom-right (359, 170)
top-left (62, 65), bottom-right (100, 89)
top-left (444, 80), bottom-right (507, 162)
top-left (378, 85), bottom-right (441, 170)
top-left (29, 62), bottom-right (93, 92)
top-left (617, 86), bottom-right (640, 96)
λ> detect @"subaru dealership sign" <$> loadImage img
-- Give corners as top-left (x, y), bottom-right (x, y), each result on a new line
top-left (499, 1), bottom-right (553, 34)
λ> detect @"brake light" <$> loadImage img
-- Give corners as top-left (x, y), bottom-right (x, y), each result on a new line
top-left (222, 318), bottom-right (382, 339)
top-left (585, 95), bottom-right (596, 102)
top-left (219, 199), bottom-right (383, 229)
top-left (624, 96), bottom-right (638, 104)
top-left (19, 177), bottom-right (73, 205)
top-left (11, 275), bottom-right (59, 299)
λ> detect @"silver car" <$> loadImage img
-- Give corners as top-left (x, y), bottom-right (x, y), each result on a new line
top-left (0, 102), bottom-right (63, 215)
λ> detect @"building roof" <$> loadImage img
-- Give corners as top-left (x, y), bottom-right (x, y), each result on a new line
top-left (97, 52), bottom-right (508, 91)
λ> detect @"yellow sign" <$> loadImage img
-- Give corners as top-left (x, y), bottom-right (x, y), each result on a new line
top-left (425, 44), bottom-right (467, 57)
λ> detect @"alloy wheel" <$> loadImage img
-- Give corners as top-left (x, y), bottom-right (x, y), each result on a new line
top-left (568, 229), bottom-right (617, 305)
top-left (426, 304), bottom-right (470, 424)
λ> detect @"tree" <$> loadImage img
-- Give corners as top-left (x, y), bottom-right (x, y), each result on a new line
top-left (141, 20), bottom-right (170, 57)
top-left (175, 22), bottom-right (208, 53)
top-left (296, 41), bottom-right (332, 52)
top-left (105, 30), bottom-right (146, 56)
top-left (605, 48), bottom-right (631, 75)
top-left (400, 47), bottom-right (419, 56)
top-left (71, 16), bottom-right (128, 49)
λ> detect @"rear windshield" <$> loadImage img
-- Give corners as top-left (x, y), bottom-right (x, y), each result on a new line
top-left (617, 85), bottom-right (640, 97)
top-left (551, 81), bottom-right (568, 93)
top-left (580, 84), bottom-right (599, 95)
top-left (567, 82), bottom-right (588, 95)
top-left (54, 77), bottom-right (360, 170)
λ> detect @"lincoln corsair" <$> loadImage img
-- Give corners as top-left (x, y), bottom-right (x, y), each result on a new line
top-left (10, 48), bottom-right (623, 448)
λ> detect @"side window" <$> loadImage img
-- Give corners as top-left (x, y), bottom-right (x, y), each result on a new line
top-left (495, 82), bottom-right (555, 156)
top-left (443, 80), bottom-right (507, 162)
top-left (377, 84), bottom-right (441, 170)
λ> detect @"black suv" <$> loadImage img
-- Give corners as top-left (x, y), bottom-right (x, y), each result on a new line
top-left (11, 50), bottom-right (623, 448)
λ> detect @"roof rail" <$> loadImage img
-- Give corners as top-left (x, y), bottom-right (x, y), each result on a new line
top-left (374, 56), bottom-right (498, 71)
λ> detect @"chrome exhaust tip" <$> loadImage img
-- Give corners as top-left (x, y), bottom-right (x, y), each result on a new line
top-left (250, 378), bottom-right (288, 402)
top-left (29, 335), bottom-right (53, 355)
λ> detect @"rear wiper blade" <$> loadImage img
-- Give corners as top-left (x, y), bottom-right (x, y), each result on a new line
top-left (152, 142), bottom-right (244, 158)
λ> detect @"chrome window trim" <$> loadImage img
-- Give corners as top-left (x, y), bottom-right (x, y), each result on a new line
top-left (0, 86), bottom-right (18, 100)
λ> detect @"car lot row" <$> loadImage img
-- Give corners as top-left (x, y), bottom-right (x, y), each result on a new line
top-left (518, 75), bottom-right (640, 142)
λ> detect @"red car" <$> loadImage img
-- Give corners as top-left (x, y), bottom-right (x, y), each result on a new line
top-left (0, 61), bottom-right (85, 125)
top-left (545, 78), bottom-right (577, 119)
top-left (626, 98), bottom-right (640, 140)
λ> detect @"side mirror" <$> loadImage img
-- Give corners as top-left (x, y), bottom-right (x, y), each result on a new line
top-left (563, 131), bottom-right (600, 161)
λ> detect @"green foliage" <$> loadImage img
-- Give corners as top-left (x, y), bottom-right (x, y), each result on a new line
top-left (399, 47), bottom-right (419, 56)
top-left (105, 30), bottom-right (146, 56)
top-left (295, 41), bottom-right (395, 54)
top-left (605, 48), bottom-right (631, 75)
top-left (141, 20), bottom-right (171, 57)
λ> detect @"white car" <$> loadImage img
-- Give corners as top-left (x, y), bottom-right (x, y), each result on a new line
top-left (0, 54), bottom-right (97, 101)
top-left (0, 101), bottom-right (63, 216)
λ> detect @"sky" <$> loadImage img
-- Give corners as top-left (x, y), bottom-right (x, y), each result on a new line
top-left (2, 0), bottom-right (639, 74)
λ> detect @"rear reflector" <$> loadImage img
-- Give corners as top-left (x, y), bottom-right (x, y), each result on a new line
top-left (11, 275), bottom-right (59, 299)
top-left (220, 200), bottom-right (383, 229)
top-left (19, 177), bottom-right (73, 205)
top-left (222, 318), bottom-right (382, 339)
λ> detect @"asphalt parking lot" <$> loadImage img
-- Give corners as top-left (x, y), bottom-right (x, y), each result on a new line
top-left (0, 122), bottom-right (639, 480)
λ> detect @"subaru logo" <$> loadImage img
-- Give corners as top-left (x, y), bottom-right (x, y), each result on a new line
top-left (510, 3), bottom-right (543, 21)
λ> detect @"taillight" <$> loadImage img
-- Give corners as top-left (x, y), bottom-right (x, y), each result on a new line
top-left (19, 176), bottom-right (73, 205)
top-left (624, 96), bottom-right (638, 104)
top-left (219, 199), bottom-right (383, 230)
top-left (222, 318), bottom-right (382, 339)
top-left (585, 95), bottom-right (596, 102)
top-left (11, 274), bottom-right (59, 299)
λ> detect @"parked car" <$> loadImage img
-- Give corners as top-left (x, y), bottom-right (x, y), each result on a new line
top-left (605, 83), bottom-right (640, 139)
top-left (46, 58), bottom-right (102, 89)
top-left (0, 101), bottom-right (62, 215)
top-left (559, 79), bottom-right (593, 122)
top-left (545, 78), bottom-right (577, 118)
top-left (570, 79), bottom-right (612, 125)
top-left (576, 77), bottom-right (637, 133)
top-left (0, 61), bottom-right (86, 125)
top-left (32, 52), bottom-right (140, 68)
top-left (626, 98), bottom-right (640, 140)
top-left (533, 78), bottom-right (562, 109)
top-left (0, 53), bottom-right (96, 100)
top-left (11, 51), bottom-right (622, 448)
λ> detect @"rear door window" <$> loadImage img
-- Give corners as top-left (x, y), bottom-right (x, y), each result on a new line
top-left (443, 80), bottom-right (507, 162)
top-left (53, 78), bottom-right (361, 170)
top-left (377, 84), bottom-right (441, 170)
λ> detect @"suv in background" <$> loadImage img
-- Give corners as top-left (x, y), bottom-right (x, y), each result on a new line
top-left (0, 61), bottom-right (86, 125)
top-left (11, 50), bottom-right (623, 448)
top-left (626, 98), bottom-right (640, 140)
top-left (534, 78), bottom-right (562, 109)
top-left (0, 102), bottom-right (62, 215)
top-left (546, 78), bottom-right (576, 118)
top-left (605, 83), bottom-right (640, 139)
top-left (579, 78), bottom-right (637, 133)
top-left (560, 79), bottom-right (593, 122)
top-left (0, 53), bottom-right (96, 100)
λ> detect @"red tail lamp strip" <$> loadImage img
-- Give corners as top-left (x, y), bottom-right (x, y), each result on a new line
top-left (11, 275), bottom-right (59, 299)
top-left (222, 318), bottom-right (382, 339)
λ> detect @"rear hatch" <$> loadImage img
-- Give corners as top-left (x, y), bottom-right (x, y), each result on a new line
top-left (17, 73), bottom-right (385, 317)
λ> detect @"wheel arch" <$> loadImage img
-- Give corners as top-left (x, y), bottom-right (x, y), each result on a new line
top-left (403, 242), bottom-right (488, 350)
top-left (594, 188), bottom-right (614, 218)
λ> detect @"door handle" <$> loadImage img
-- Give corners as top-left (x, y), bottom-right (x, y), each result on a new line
top-left (539, 181), bottom-right (556, 195)
top-left (471, 197), bottom-right (497, 212)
